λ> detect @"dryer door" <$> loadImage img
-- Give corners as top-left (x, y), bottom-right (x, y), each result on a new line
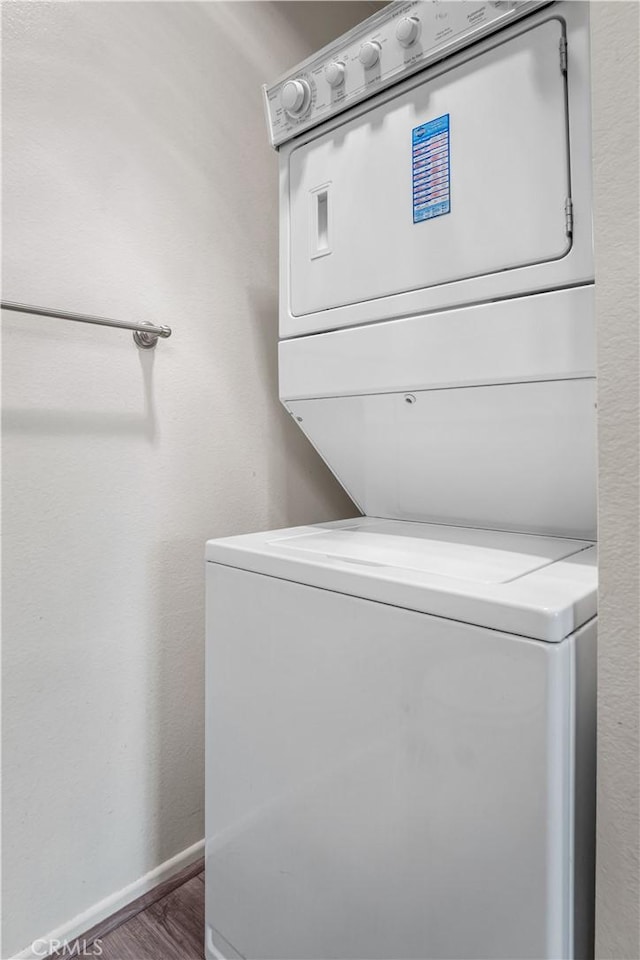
top-left (288, 16), bottom-right (571, 320)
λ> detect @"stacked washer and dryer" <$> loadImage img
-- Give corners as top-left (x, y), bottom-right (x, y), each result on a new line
top-left (206, 2), bottom-right (596, 958)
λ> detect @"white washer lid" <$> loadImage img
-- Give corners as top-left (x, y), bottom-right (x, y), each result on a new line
top-left (205, 518), bottom-right (597, 642)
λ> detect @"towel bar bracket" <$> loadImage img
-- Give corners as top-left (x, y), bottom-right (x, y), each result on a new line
top-left (133, 322), bottom-right (165, 350)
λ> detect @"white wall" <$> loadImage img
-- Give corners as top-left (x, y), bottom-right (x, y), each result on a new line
top-left (1, 3), bottom-right (377, 955)
top-left (591, 4), bottom-right (640, 958)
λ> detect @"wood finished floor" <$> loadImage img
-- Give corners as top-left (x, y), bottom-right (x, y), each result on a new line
top-left (97, 872), bottom-right (205, 960)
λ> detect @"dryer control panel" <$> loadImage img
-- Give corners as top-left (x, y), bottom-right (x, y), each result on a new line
top-left (264, 0), bottom-right (552, 148)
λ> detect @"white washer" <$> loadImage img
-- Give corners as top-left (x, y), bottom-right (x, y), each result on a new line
top-left (205, 519), bottom-right (597, 960)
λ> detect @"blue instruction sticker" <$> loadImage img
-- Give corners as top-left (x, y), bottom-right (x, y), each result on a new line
top-left (412, 114), bottom-right (450, 223)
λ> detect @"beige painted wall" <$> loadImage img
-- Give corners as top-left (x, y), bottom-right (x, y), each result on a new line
top-left (591, 3), bottom-right (640, 958)
top-left (0, 3), bottom-right (377, 955)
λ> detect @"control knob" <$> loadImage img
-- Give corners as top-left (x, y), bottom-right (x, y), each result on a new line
top-left (358, 40), bottom-right (381, 69)
top-left (396, 17), bottom-right (421, 47)
top-left (281, 79), bottom-right (311, 116)
top-left (325, 61), bottom-right (346, 88)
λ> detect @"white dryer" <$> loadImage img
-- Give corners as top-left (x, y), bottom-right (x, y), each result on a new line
top-left (206, 2), bottom-right (596, 958)
top-left (273, 0), bottom-right (592, 336)
top-left (273, 0), bottom-right (596, 542)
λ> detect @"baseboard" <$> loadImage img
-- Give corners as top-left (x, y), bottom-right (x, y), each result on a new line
top-left (12, 839), bottom-right (205, 960)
